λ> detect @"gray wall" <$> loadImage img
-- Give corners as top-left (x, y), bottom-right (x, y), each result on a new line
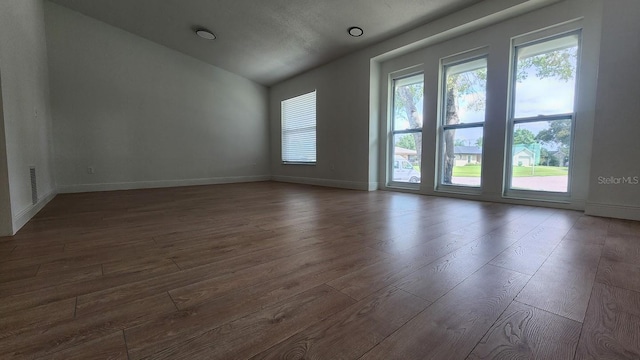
top-left (1, 0), bottom-right (638, 231)
top-left (269, 0), bottom-right (640, 220)
top-left (377, 0), bottom-right (602, 211)
top-left (0, 77), bottom-right (12, 235)
top-left (44, 2), bottom-right (270, 193)
top-left (0, 0), bottom-right (57, 235)
top-left (269, 53), bottom-right (373, 190)
top-left (268, 0), bottom-right (640, 220)
top-left (586, 0), bottom-right (640, 220)
top-left (269, 0), bottom-right (561, 191)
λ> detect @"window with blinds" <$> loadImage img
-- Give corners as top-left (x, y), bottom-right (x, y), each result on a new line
top-left (281, 90), bottom-right (317, 164)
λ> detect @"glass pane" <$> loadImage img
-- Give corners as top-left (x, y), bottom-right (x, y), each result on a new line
top-left (442, 127), bottom-right (483, 187)
top-left (513, 34), bottom-right (579, 118)
top-left (510, 119), bottom-right (571, 192)
top-left (281, 91), bottom-right (316, 163)
top-left (282, 128), bottom-right (316, 163)
top-left (392, 133), bottom-right (422, 184)
top-left (393, 74), bottom-right (424, 131)
top-left (444, 58), bottom-right (487, 124)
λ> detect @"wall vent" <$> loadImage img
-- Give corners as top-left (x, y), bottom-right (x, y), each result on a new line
top-left (29, 166), bottom-right (37, 205)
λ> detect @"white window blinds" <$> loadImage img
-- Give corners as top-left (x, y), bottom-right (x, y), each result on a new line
top-left (281, 91), bottom-right (317, 164)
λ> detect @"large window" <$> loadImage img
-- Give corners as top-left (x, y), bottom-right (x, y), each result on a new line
top-left (389, 74), bottom-right (424, 185)
top-left (439, 57), bottom-right (487, 189)
top-left (507, 33), bottom-right (580, 194)
top-left (281, 91), bottom-right (316, 164)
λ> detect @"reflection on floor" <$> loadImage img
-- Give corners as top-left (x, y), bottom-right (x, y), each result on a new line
top-left (0, 181), bottom-right (638, 359)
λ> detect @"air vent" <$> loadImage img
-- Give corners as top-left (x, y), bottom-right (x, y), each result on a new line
top-left (30, 166), bottom-right (37, 205)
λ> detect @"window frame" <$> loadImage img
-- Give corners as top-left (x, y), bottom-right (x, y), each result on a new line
top-left (436, 50), bottom-right (488, 194)
top-left (281, 90), bottom-right (317, 165)
top-left (504, 30), bottom-right (582, 200)
top-left (387, 71), bottom-right (424, 189)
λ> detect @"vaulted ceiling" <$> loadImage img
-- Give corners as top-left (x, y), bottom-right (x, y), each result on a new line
top-left (49, 0), bottom-right (484, 85)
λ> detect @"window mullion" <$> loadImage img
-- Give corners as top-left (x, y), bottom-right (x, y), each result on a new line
top-left (443, 123), bottom-right (484, 131)
top-left (513, 114), bottom-right (574, 124)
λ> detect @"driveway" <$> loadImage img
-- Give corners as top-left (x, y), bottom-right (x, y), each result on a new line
top-left (512, 176), bottom-right (568, 192)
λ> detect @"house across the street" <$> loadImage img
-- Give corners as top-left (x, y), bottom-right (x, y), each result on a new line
top-left (512, 144), bottom-right (541, 167)
top-left (454, 146), bottom-right (482, 166)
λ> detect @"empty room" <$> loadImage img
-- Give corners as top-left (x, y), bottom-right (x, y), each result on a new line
top-left (1, 0), bottom-right (639, 359)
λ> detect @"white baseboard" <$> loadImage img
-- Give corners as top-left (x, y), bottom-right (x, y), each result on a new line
top-left (12, 189), bottom-right (57, 235)
top-left (57, 175), bottom-right (272, 194)
top-left (271, 175), bottom-right (371, 191)
top-left (585, 202), bottom-right (640, 221)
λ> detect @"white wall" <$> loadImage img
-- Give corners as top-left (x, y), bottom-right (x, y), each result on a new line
top-left (0, 79), bottom-right (13, 235)
top-left (378, 0), bottom-right (602, 210)
top-left (269, 0), bottom-right (562, 191)
top-left (0, 0), bottom-right (635, 230)
top-left (0, 0), bottom-right (57, 235)
top-left (44, 2), bottom-right (270, 193)
top-left (270, 0), bottom-right (640, 220)
top-left (586, 0), bottom-right (640, 220)
top-left (269, 53), bottom-right (373, 190)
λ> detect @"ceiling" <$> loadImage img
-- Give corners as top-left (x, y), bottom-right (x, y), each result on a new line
top-left (48, 0), bottom-right (484, 86)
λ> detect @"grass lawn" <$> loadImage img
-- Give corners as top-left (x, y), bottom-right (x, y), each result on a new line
top-left (453, 165), bottom-right (568, 177)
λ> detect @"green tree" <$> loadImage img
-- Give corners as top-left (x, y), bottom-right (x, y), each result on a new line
top-left (536, 119), bottom-right (571, 147)
top-left (454, 139), bottom-right (466, 146)
top-left (517, 48), bottom-right (578, 82)
top-left (395, 82), bottom-right (424, 158)
top-left (513, 128), bottom-right (536, 145)
top-left (396, 134), bottom-right (416, 150)
top-left (442, 46), bottom-right (577, 183)
top-left (539, 147), bottom-right (553, 166)
top-left (443, 69), bottom-right (487, 184)
top-left (475, 137), bottom-right (483, 147)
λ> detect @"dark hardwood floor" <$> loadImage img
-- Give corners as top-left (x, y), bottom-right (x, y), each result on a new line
top-left (0, 181), bottom-right (638, 359)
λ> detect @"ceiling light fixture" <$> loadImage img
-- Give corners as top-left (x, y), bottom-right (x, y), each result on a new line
top-left (195, 28), bottom-right (216, 40)
top-left (348, 26), bottom-right (364, 37)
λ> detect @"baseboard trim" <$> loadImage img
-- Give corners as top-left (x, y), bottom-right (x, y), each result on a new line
top-left (585, 202), bottom-right (640, 221)
top-left (57, 175), bottom-right (272, 194)
top-left (271, 175), bottom-right (371, 191)
top-left (13, 190), bottom-right (57, 235)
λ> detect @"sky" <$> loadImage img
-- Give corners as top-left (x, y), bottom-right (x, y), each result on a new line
top-left (454, 73), bottom-right (576, 148)
top-left (393, 38), bottom-right (579, 161)
top-left (395, 63), bottom-right (577, 149)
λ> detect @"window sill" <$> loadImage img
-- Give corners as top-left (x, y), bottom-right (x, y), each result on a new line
top-left (503, 189), bottom-right (571, 204)
top-left (282, 162), bottom-right (316, 166)
top-left (386, 182), bottom-right (421, 191)
top-left (436, 185), bottom-right (482, 196)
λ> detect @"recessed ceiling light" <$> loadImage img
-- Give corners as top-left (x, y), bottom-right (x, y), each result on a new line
top-left (348, 27), bottom-right (364, 37)
top-left (195, 28), bottom-right (216, 40)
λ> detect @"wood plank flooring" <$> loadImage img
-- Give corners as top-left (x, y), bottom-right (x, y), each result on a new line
top-left (0, 181), bottom-right (639, 359)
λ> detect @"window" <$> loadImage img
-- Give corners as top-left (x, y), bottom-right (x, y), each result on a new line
top-left (507, 33), bottom-right (580, 194)
top-left (281, 91), bottom-right (317, 164)
top-left (389, 74), bottom-right (424, 185)
top-left (439, 57), bottom-right (487, 189)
